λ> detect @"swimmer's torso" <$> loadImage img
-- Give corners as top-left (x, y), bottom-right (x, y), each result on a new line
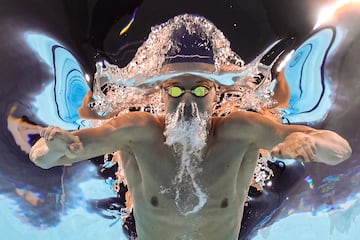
top-left (114, 112), bottom-right (259, 240)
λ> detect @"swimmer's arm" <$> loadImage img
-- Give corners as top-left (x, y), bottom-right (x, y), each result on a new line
top-left (225, 111), bottom-right (352, 165)
top-left (252, 115), bottom-right (352, 165)
top-left (29, 119), bottom-right (130, 169)
top-left (298, 130), bottom-right (352, 165)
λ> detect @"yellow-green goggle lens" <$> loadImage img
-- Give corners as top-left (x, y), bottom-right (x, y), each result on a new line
top-left (168, 86), bottom-right (183, 97)
top-left (192, 86), bottom-right (208, 97)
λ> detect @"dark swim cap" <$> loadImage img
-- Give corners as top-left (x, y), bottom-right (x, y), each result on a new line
top-left (164, 26), bottom-right (215, 65)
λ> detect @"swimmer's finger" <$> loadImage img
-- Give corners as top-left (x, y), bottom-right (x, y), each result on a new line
top-left (48, 127), bottom-right (72, 142)
top-left (48, 127), bottom-right (63, 140)
top-left (271, 144), bottom-right (285, 158)
top-left (270, 145), bottom-right (279, 158)
top-left (308, 143), bottom-right (316, 160)
top-left (41, 126), bottom-right (55, 140)
top-left (57, 131), bottom-right (79, 143)
top-left (308, 149), bottom-right (316, 162)
top-left (68, 142), bottom-right (83, 153)
top-left (40, 127), bottom-right (48, 139)
top-left (302, 145), bottom-right (316, 162)
top-left (50, 128), bottom-right (78, 143)
top-left (295, 144), bottom-right (317, 162)
top-left (66, 142), bottom-right (84, 158)
top-left (40, 128), bottom-right (45, 138)
top-left (272, 144), bottom-right (300, 160)
top-left (294, 153), bottom-right (306, 162)
top-left (41, 126), bottom-right (75, 144)
top-left (42, 126), bottom-right (61, 141)
top-left (286, 147), bottom-right (307, 162)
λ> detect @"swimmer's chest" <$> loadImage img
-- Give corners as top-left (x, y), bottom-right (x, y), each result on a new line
top-left (126, 138), bottom-right (250, 188)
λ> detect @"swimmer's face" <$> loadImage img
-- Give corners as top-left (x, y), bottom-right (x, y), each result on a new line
top-left (162, 74), bottom-right (216, 118)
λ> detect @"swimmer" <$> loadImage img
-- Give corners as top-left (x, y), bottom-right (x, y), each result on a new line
top-left (29, 15), bottom-right (352, 240)
top-left (29, 72), bottom-right (351, 239)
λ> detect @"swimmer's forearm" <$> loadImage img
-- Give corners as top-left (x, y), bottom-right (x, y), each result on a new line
top-left (310, 130), bottom-right (352, 165)
top-left (30, 125), bottom-right (115, 168)
top-left (30, 135), bottom-right (106, 169)
top-left (29, 116), bottom-right (137, 168)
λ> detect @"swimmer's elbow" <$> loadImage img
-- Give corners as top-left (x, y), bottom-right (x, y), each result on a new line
top-left (37, 163), bottom-right (54, 169)
top-left (333, 139), bottom-right (352, 165)
top-left (29, 155), bottom-right (53, 169)
top-left (339, 142), bottom-right (352, 163)
top-left (29, 147), bottom-right (40, 165)
top-left (316, 141), bottom-right (352, 166)
top-left (29, 152), bottom-right (52, 169)
top-left (322, 154), bottom-right (350, 166)
top-left (312, 131), bottom-right (352, 165)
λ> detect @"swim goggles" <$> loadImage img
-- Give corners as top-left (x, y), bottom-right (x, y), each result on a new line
top-left (165, 85), bottom-right (211, 98)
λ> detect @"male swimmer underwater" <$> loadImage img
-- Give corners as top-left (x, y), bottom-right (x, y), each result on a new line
top-left (29, 15), bottom-right (352, 240)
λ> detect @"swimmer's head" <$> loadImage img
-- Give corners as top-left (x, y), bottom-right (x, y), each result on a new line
top-left (87, 14), bottom-right (275, 118)
top-left (124, 14), bottom-right (244, 88)
top-left (142, 19), bottom-right (244, 87)
top-left (158, 30), bottom-right (220, 118)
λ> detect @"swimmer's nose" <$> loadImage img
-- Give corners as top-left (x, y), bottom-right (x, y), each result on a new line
top-left (182, 93), bottom-right (196, 119)
top-left (182, 100), bottom-right (194, 120)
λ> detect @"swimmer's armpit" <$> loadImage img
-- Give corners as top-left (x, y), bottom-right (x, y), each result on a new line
top-left (272, 71), bottom-right (290, 108)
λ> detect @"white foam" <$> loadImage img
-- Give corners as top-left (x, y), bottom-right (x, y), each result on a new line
top-left (88, 14), bottom-right (277, 118)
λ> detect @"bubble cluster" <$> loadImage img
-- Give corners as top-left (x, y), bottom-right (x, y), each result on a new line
top-left (88, 14), bottom-right (277, 118)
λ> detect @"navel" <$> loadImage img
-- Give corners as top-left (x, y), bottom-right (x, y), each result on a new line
top-left (150, 196), bottom-right (159, 207)
top-left (220, 198), bottom-right (228, 208)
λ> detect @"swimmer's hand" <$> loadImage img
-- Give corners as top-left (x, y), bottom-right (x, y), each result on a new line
top-left (270, 132), bottom-right (316, 163)
top-left (40, 126), bottom-right (84, 159)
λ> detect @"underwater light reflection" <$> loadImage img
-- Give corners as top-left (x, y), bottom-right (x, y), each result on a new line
top-left (314, 0), bottom-right (360, 29)
top-left (25, 33), bottom-right (90, 129)
top-left (281, 28), bottom-right (334, 124)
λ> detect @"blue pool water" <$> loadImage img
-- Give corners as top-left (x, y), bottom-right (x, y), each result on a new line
top-left (1, 169), bottom-right (359, 240)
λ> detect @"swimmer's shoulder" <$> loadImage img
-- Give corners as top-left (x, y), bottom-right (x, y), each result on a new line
top-left (219, 111), bottom-right (265, 125)
top-left (108, 111), bottom-right (164, 129)
top-left (214, 111), bottom-right (274, 138)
